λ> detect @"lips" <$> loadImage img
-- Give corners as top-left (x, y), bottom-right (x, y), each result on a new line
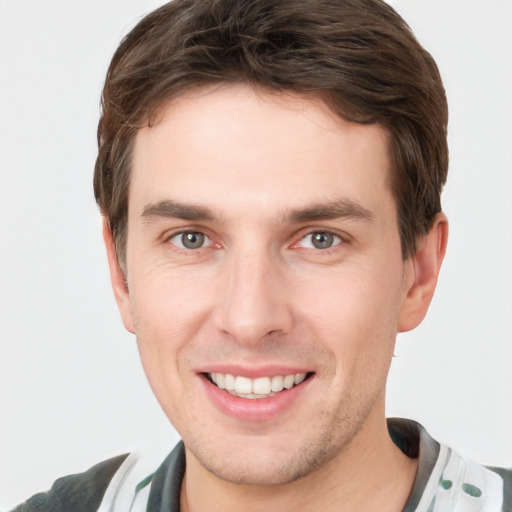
top-left (198, 365), bottom-right (314, 421)
top-left (208, 372), bottom-right (308, 398)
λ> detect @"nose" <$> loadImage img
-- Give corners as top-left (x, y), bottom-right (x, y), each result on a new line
top-left (213, 248), bottom-right (294, 346)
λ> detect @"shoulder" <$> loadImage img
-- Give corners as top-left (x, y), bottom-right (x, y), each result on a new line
top-left (487, 466), bottom-right (512, 511)
top-left (388, 418), bottom-right (511, 512)
top-left (11, 453), bottom-right (130, 512)
top-left (421, 439), bottom-right (512, 511)
top-left (10, 443), bottom-right (186, 512)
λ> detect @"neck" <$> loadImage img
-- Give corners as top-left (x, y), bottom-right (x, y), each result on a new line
top-left (180, 412), bottom-right (418, 512)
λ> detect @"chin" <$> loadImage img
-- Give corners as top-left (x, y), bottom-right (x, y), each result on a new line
top-left (197, 453), bottom-right (314, 486)
top-left (185, 427), bottom-right (350, 487)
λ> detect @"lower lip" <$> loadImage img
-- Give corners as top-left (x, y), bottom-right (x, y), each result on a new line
top-left (199, 374), bottom-right (313, 422)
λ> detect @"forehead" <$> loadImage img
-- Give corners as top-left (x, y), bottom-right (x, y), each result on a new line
top-left (129, 84), bottom-right (392, 218)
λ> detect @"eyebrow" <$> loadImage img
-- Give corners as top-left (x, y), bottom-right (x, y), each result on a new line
top-left (142, 200), bottom-right (218, 222)
top-left (284, 199), bottom-right (374, 223)
top-left (141, 198), bottom-right (373, 224)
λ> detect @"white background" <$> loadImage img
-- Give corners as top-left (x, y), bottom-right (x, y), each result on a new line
top-left (0, 0), bottom-right (511, 508)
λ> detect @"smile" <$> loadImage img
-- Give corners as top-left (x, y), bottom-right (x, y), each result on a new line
top-left (207, 372), bottom-right (308, 399)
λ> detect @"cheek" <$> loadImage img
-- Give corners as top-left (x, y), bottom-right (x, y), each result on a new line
top-left (128, 268), bottom-right (213, 380)
top-left (131, 261), bottom-right (214, 327)
top-left (296, 263), bottom-right (404, 362)
top-left (130, 278), bottom-right (207, 426)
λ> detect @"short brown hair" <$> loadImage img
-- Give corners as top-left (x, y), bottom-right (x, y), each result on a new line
top-left (94, 0), bottom-right (448, 265)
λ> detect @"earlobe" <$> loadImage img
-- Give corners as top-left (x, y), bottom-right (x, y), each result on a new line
top-left (398, 213), bottom-right (448, 332)
top-left (102, 219), bottom-right (135, 334)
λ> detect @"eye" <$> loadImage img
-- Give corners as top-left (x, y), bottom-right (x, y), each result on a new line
top-left (298, 231), bottom-right (342, 250)
top-left (168, 231), bottom-right (212, 250)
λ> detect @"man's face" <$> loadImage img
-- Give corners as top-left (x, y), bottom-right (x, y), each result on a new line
top-left (117, 84), bottom-right (415, 485)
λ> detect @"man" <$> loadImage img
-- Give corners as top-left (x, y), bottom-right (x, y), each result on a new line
top-left (13, 0), bottom-right (511, 511)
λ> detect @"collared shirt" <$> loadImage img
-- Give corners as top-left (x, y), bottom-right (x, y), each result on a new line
top-left (12, 419), bottom-right (511, 512)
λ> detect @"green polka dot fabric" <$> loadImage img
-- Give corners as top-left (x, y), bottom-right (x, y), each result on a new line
top-left (412, 444), bottom-right (506, 511)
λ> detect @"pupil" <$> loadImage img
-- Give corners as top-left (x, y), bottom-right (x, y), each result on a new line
top-left (312, 232), bottom-right (333, 249)
top-left (182, 232), bottom-right (204, 249)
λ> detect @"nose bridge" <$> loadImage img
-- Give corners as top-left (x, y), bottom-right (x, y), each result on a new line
top-left (214, 242), bottom-right (292, 344)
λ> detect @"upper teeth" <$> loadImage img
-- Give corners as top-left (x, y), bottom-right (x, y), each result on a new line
top-left (209, 372), bottom-right (307, 398)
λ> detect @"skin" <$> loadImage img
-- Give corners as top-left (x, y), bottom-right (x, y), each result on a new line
top-left (104, 84), bottom-right (447, 511)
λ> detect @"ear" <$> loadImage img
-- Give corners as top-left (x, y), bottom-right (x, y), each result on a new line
top-left (102, 219), bottom-right (135, 334)
top-left (398, 213), bottom-right (448, 332)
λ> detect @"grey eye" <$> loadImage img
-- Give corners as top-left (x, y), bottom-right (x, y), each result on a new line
top-left (169, 231), bottom-right (209, 249)
top-left (298, 231), bottom-right (341, 250)
top-left (181, 232), bottom-right (205, 249)
top-left (311, 232), bottom-right (335, 249)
